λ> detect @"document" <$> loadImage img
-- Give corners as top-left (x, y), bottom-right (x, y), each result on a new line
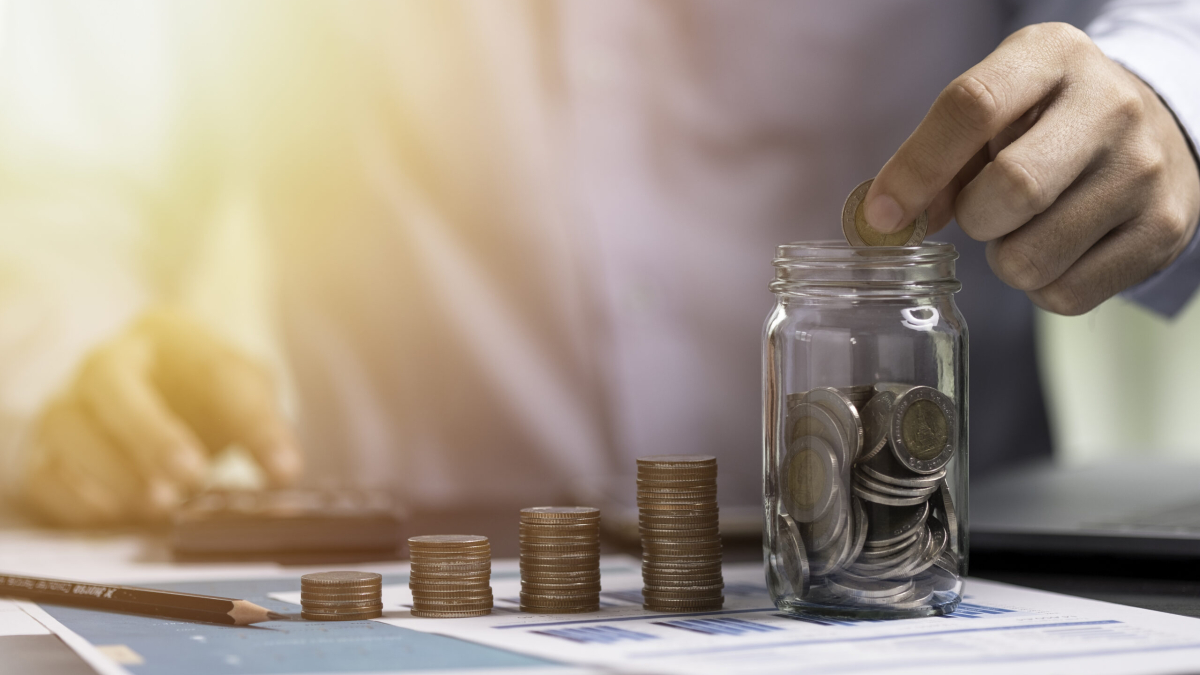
top-left (0, 598), bottom-right (48, 636)
top-left (274, 559), bottom-right (1200, 675)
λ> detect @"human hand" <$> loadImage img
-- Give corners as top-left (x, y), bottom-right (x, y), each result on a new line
top-left (21, 309), bottom-right (302, 526)
top-left (865, 22), bottom-right (1200, 315)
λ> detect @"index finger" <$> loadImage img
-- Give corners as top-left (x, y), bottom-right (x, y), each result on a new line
top-left (864, 23), bottom-right (1078, 233)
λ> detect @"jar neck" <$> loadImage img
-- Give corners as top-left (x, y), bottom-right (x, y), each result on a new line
top-left (771, 241), bottom-right (961, 299)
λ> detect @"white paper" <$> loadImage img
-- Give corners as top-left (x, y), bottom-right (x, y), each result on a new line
top-left (272, 559), bottom-right (1200, 675)
top-left (0, 597), bottom-right (49, 636)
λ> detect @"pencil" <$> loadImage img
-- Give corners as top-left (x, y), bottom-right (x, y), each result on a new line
top-left (0, 573), bottom-right (287, 625)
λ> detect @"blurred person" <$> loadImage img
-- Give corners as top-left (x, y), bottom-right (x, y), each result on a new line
top-left (2, 1), bottom-right (1199, 526)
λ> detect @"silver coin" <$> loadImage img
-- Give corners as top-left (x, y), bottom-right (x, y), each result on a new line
top-left (787, 403), bottom-right (851, 471)
top-left (827, 574), bottom-right (914, 599)
top-left (776, 511), bottom-right (810, 597)
top-left (884, 587), bottom-right (935, 610)
top-left (797, 388), bottom-right (863, 468)
top-left (933, 547), bottom-right (960, 576)
top-left (889, 386), bottom-right (957, 474)
top-left (852, 471), bottom-right (939, 499)
top-left (897, 520), bottom-right (949, 579)
top-left (829, 514), bottom-right (858, 573)
top-left (851, 480), bottom-right (930, 507)
top-left (859, 531), bottom-right (920, 559)
top-left (931, 480), bottom-right (959, 553)
top-left (841, 586), bottom-right (918, 605)
top-left (843, 496), bottom-right (869, 567)
top-left (852, 529), bottom-right (926, 573)
top-left (860, 449), bottom-right (946, 488)
top-left (856, 392), bottom-right (896, 464)
top-left (851, 526), bottom-right (929, 578)
top-left (865, 500), bottom-right (930, 546)
top-left (784, 435), bottom-right (840, 522)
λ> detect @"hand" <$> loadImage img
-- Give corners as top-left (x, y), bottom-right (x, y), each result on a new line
top-left (21, 309), bottom-right (302, 526)
top-left (865, 22), bottom-right (1200, 315)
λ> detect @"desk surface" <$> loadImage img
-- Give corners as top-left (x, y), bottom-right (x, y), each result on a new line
top-left (4, 507), bottom-right (1200, 674)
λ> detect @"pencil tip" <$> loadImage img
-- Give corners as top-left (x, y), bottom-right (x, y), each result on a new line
top-left (267, 611), bottom-right (289, 621)
top-left (229, 599), bottom-right (284, 625)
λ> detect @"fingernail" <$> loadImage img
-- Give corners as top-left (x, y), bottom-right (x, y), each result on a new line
top-left (864, 192), bottom-right (905, 233)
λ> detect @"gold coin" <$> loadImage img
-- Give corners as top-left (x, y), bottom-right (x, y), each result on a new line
top-left (841, 179), bottom-right (927, 247)
top-left (901, 399), bottom-right (949, 461)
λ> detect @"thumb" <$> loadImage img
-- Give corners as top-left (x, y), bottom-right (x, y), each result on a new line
top-left (204, 351), bottom-right (304, 487)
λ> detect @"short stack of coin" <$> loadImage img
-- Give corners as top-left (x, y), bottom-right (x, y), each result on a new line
top-left (300, 571), bottom-right (383, 621)
top-left (637, 455), bottom-right (724, 612)
top-left (408, 535), bottom-right (493, 618)
top-left (519, 507), bottom-right (601, 613)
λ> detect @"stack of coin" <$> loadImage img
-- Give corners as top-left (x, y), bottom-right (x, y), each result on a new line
top-left (408, 535), bottom-right (493, 618)
top-left (300, 571), bottom-right (383, 621)
top-left (518, 507), bottom-right (601, 613)
top-left (781, 384), bottom-right (959, 609)
top-left (637, 455), bottom-right (724, 612)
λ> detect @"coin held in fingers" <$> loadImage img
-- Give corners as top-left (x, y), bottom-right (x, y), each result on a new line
top-left (842, 179), bottom-right (927, 247)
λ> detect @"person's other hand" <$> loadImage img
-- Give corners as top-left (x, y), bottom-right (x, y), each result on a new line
top-left (865, 22), bottom-right (1200, 315)
top-left (21, 309), bottom-right (302, 526)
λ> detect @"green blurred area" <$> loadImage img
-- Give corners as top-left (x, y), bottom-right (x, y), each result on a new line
top-left (1039, 299), bottom-right (1200, 464)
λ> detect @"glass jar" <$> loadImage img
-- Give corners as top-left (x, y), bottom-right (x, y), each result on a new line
top-left (763, 241), bottom-right (967, 618)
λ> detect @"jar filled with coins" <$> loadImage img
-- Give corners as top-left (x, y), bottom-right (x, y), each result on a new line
top-left (763, 196), bottom-right (966, 618)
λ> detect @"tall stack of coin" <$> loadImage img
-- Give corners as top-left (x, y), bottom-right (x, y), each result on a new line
top-left (300, 571), bottom-right (383, 621)
top-left (518, 507), bottom-right (601, 613)
top-left (407, 535), bottom-right (493, 618)
top-left (781, 384), bottom-right (959, 609)
top-left (637, 455), bottom-right (724, 612)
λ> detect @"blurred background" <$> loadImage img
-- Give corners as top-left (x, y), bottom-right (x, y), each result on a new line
top-left (1, 0), bottom-right (1198, 534)
top-left (1041, 300), bottom-right (1200, 464)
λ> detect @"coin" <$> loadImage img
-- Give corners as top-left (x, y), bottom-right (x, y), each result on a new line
top-left (845, 496), bottom-right (868, 566)
top-left (411, 608), bottom-right (491, 618)
top-left (890, 386), bottom-right (956, 474)
top-left (799, 485), bottom-right (847, 552)
top-left (786, 403), bottom-right (850, 470)
top-left (827, 575), bottom-right (913, 599)
top-left (301, 609), bottom-right (383, 621)
top-left (856, 391), bottom-right (896, 464)
top-left (409, 534), bottom-right (490, 548)
top-left (930, 480), bottom-right (959, 552)
top-left (860, 448), bottom-right (945, 488)
top-left (796, 388), bottom-right (863, 467)
top-left (520, 506), bottom-right (600, 521)
top-left (841, 179), bottom-right (928, 247)
top-left (301, 571), bottom-right (382, 587)
top-left (865, 500), bottom-right (930, 546)
top-left (774, 511), bottom-right (810, 597)
top-left (301, 590), bottom-right (384, 602)
top-left (785, 435), bottom-right (839, 522)
top-left (852, 472), bottom-right (939, 499)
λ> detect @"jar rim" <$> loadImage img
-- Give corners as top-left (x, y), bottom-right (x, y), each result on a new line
top-left (774, 240), bottom-right (958, 266)
top-left (771, 240), bottom-right (960, 297)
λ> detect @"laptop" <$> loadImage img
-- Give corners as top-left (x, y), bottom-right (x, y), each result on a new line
top-left (971, 458), bottom-right (1200, 559)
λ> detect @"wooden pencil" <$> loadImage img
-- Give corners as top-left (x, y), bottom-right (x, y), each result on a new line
top-left (0, 572), bottom-right (286, 625)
